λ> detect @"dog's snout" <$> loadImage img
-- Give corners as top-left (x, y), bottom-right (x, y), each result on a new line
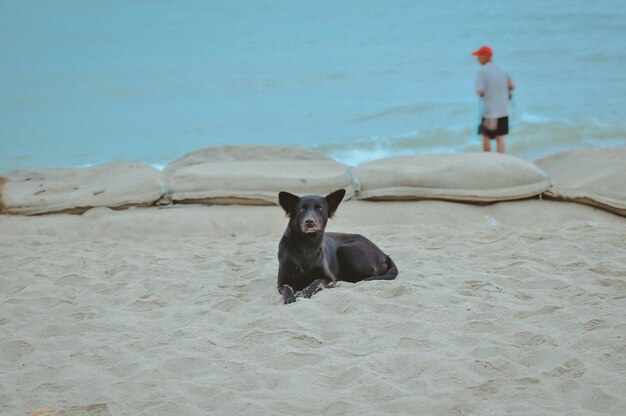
top-left (305, 218), bottom-right (315, 226)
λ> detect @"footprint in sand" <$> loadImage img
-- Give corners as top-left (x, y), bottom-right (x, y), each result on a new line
top-left (513, 305), bottom-right (561, 319)
top-left (291, 334), bottom-right (323, 348)
top-left (582, 387), bottom-right (617, 413)
top-left (583, 319), bottom-right (609, 331)
top-left (512, 331), bottom-right (558, 347)
top-left (544, 358), bottom-right (586, 379)
top-left (0, 339), bottom-right (34, 362)
top-left (466, 379), bottom-right (499, 397)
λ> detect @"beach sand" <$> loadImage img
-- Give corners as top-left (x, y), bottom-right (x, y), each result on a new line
top-left (1, 199), bottom-right (625, 415)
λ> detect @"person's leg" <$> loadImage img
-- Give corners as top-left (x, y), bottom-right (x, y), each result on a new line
top-left (495, 136), bottom-right (505, 153)
top-left (481, 118), bottom-right (497, 152)
top-left (482, 135), bottom-right (491, 152)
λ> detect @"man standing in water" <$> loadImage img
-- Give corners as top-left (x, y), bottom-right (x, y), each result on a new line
top-left (473, 45), bottom-right (515, 153)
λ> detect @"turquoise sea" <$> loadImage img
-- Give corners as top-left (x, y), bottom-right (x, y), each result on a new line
top-left (1, 0), bottom-right (625, 171)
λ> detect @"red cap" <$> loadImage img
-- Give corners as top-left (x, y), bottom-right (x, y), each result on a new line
top-left (472, 45), bottom-right (493, 57)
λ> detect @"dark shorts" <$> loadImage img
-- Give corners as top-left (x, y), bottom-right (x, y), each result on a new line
top-left (478, 116), bottom-right (509, 139)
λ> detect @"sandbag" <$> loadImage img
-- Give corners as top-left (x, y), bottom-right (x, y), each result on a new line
top-left (164, 145), bottom-right (332, 177)
top-left (164, 145), bottom-right (356, 205)
top-left (353, 152), bottom-right (550, 202)
top-left (535, 147), bottom-right (626, 217)
top-left (0, 162), bottom-right (165, 215)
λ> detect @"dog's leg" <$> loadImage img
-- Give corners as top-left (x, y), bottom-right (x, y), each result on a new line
top-left (301, 278), bottom-right (336, 299)
top-left (363, 255), bottom-right (398, 281)
top-left (301, 279), bottom-right (326, 298)
top-left (302, 264), bottom-right (338, 299)
top-left (280, 284), bottom-right (297, 304)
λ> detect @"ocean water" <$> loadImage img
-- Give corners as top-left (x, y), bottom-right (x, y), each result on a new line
top-left (1, 0), bottom-right (625, 171)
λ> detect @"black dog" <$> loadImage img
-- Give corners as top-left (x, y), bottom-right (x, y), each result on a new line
top-left (277, 189), bottom-right (398, 304)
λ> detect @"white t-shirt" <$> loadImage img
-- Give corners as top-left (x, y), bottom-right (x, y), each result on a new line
top-left (476, 62), bottom-right (511, 118)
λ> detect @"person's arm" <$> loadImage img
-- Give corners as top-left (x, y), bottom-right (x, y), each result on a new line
top-left (476, 71), bottom-right (486, 97)
top-left (508, 77), bottom-right (515, 100)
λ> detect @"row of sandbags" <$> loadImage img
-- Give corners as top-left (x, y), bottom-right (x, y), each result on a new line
top-left (1, 145), bottom-right (624, 217)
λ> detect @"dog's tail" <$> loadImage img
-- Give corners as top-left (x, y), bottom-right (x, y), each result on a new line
top-left (365, 255), bottom-right (398, 281)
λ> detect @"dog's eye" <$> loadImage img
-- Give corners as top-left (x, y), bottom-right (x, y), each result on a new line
top-left (315, 206), bottom-right (324, 212)
top-left (298, 207), bottom-right (306, 212)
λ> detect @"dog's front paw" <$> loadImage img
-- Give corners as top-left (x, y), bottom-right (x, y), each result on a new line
top-left (301, 286), bottom-right (317, 299)
top-left (301, 278), bottom-right (329, 299)
top-left (282, 285), bottom-right (297, 304)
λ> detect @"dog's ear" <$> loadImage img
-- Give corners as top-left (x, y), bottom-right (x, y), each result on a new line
top-left (325, 189), bottom-right (346, 218)
top-left (278, 191), bottom-right (300, 216)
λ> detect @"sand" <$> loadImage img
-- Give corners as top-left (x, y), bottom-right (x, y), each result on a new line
top-left (1, 199), bottom-right (625, 415)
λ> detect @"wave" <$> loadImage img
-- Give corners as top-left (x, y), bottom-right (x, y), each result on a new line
top-left (314, 115), bottom-right (626, 166)
top-left (355, 104), bottom-right (438, 122)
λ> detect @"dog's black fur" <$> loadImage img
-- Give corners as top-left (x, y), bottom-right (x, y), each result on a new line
top-left (277, 189), bottom-right (398, 304)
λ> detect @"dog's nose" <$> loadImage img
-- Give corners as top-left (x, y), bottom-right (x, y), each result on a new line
top-left (305, 218), bottom-right (315, 226)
